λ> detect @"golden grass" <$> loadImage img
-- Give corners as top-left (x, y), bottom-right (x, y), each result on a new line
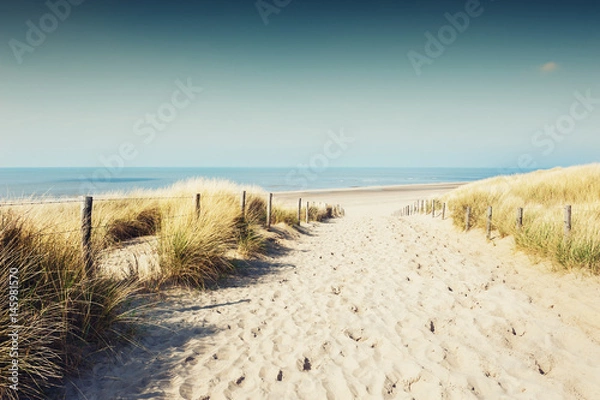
top-left (442, 164), bottom-right (600, 273)
top-left (0, 215), bottom-right (142, 400)
top-left (0, 177), bottom-right (338, 398)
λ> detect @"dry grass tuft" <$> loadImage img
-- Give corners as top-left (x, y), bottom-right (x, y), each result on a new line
top-left (106, 207), bottom-right (161, 243)
top-left (0, 177), bottom-right (343, 398)
top-left (0, 215), bottom-right (142, 400)
top-left (442, 164), bottom-right (600, 273)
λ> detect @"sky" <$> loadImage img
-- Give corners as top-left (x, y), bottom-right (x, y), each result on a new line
top-left (0, 0), bottom-right (599, 169)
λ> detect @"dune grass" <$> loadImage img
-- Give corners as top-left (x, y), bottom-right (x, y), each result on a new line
top-left (442, 164), bottom-right (600, 273)
top-left (0, 214), bottom-right (142, 400)
top-left (0, 178), bottom-right (338, 398)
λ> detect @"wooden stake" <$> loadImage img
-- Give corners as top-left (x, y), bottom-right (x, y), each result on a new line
top-left (240, 190), bottom-right (246, 217)
top-left (442, 203), bottom-right (446, 220)
top-left (516, 207), bottom-right (523, 231)
top-left (298, 198), bottom-right (302, 225)
top-left (81, 196), bottom-right (94, 278)
top-left (266, 193), bottom-right (273, 230)
top-left (486, 206), bottom-right (493, 239)
top-left (465, 207), bottom-right (471, 231)
top-left (432, 199), bottom-right (435, 217)
top-left (195, 193), bottom-right (201, 218)
top-left (564, 205), bottom-right (572, 239)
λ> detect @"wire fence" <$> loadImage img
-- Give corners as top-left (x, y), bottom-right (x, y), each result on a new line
top-left (0, 191), bottom-right (343, 278)
top-left (400, 198), bottom-right (599, 241)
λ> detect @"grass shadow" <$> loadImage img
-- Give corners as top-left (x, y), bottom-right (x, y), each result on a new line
top-left (61, 311), bottom-right (219, 399)
top-left (59, 220), bottom-right (309, 399)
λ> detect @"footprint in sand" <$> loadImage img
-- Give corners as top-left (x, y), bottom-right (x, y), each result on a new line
top-left (344, 328), bottom-right (367, 343)
top-left (178, 377), bottom-right (198, 400)
top-left (382, 374), bottom-right (399, 399)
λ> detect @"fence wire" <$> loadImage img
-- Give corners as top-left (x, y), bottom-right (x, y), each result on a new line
top-left (35, 229), bottom-right (81, 237)
top-left (94, 196), bottom-right (192, 202)
top-left (0, 192), bottom-right (330, 243)
top-left (0, 199), bottom-right (81, 207)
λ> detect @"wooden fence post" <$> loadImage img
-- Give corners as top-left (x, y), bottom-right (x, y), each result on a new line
top-left (432, 199), bottom-right (435, 217)
top-left (465, 207), bottom-right (471, 231)
top-left (486, 206), bottom-right (493, 239)
top-left (516, 207), bottom-right (523, 231)
top-left (442, 203), bottom-right (446, 220)
top-left (81, 196), bottom-right (94, 278)
top-left (240, 190), bottom-right (246, 217)
top-left (195, 193), bottom-right (201, 218)
top-left (266, 193), bottom-right (273, 230)
top-left (564, 205), bottom-right (572, 239)
top-left (298, 198), bottom-right (302, 225)
top-left (306, 201), bottom-right (310, 223)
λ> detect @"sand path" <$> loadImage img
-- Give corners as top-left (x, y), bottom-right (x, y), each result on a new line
top-left (69, 208), bottom-right (600, 399)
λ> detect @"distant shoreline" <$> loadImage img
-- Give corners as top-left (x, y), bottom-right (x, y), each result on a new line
top-left (275, 181), bottom-right (467, 195)
top-left (274, 182), bottom-right (466, 216)
top-left (0, 182), bottom-right (468, 204)
top-left (0, 167), bottom-right (521, 200)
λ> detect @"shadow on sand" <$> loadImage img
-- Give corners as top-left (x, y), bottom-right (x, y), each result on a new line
top-left (61, 221), bottom-right (322, 399)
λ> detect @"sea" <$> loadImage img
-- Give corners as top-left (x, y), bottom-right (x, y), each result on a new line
top-left (0, 167), bottom-right (530, 200)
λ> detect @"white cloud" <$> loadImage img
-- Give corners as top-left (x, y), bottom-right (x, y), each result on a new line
top-left (540, 61), bottom-right (559, 73)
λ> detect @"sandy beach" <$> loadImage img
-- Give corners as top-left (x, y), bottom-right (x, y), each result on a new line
top-left (67, 183), bottom-right (600, 399)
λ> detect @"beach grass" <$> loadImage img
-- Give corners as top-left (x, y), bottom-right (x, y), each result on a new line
top-left (0, 178), bottom-right (335, 399)
top-left (443, 164), bottom-right (600, 273)
top-left (0, 215), bottom-right (143, 400)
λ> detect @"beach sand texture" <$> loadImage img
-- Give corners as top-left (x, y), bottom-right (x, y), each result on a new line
top-left (68, 184), bottom-right (600, 399)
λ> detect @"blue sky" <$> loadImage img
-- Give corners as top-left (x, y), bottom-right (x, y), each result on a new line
top-left (0, 0), bottom-right (599, 169)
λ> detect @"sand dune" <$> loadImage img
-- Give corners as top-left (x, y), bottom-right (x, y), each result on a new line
top-left (67, 185), bottom-right (600, 399)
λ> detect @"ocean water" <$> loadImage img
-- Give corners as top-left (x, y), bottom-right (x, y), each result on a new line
top-left (0, 167), bottom-right (529, 200)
